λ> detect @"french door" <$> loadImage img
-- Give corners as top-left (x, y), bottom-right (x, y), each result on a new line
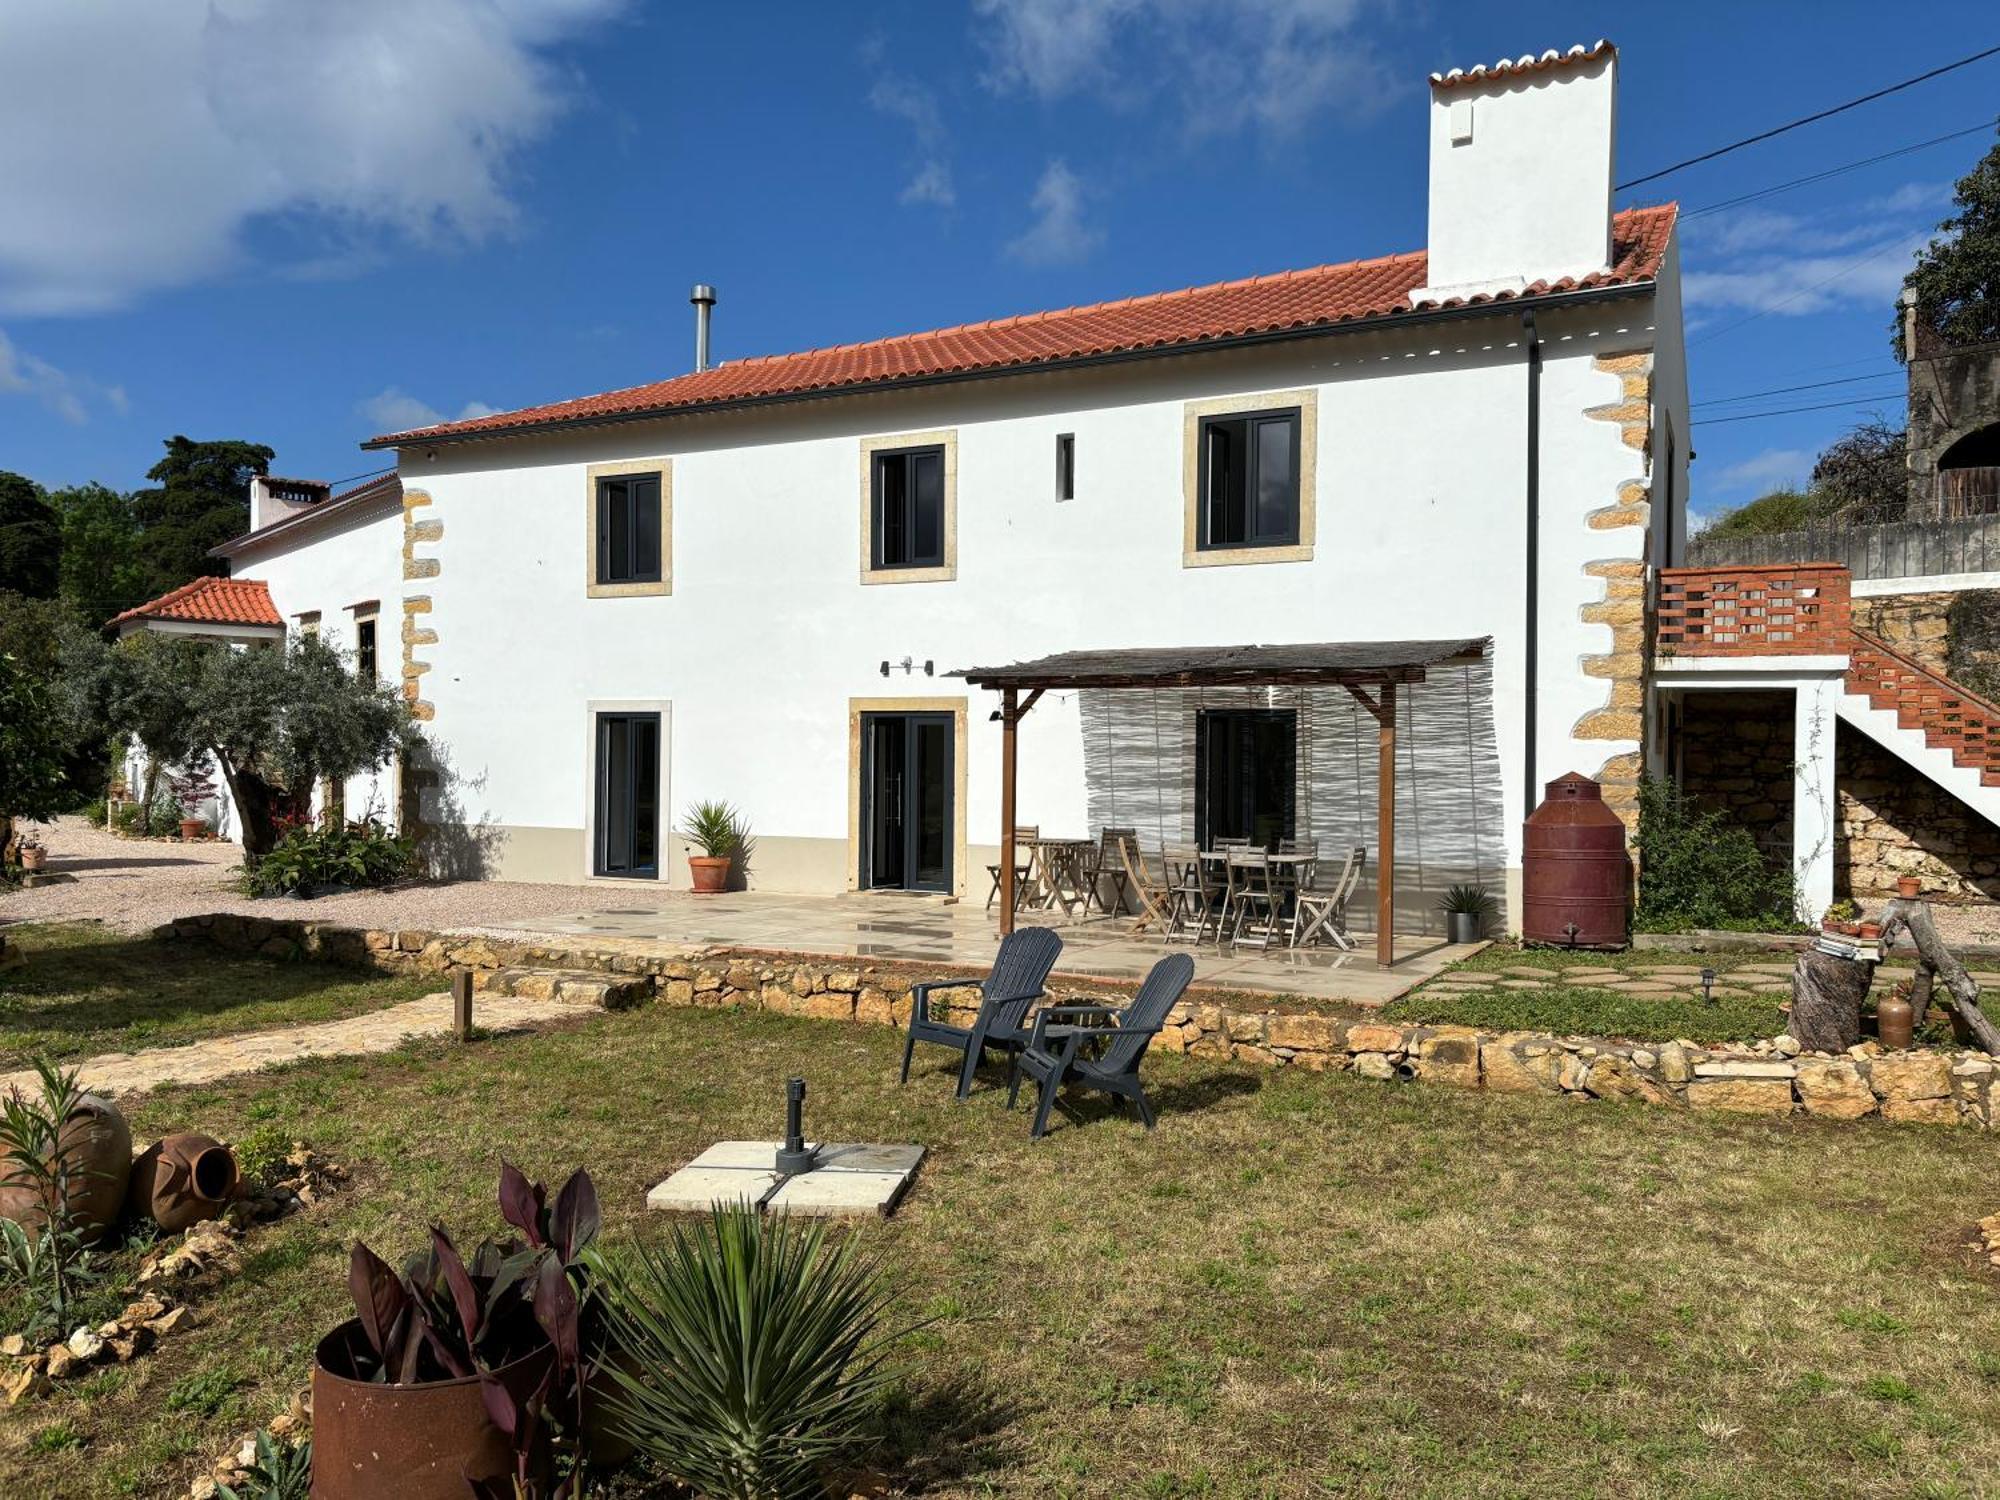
top-left (861, 712), bottom-right (953, 892)
top-left (1195, 708), bottom-right (1297, 850)
top-left (594, 712), bottom-right (661, 878)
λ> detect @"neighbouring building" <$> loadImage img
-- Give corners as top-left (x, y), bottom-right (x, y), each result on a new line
top-left (122, 41), bottom-right (1695, 941)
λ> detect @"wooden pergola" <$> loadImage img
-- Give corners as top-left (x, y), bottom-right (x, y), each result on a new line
top-left (955, 638), bottom-right (1491, 968)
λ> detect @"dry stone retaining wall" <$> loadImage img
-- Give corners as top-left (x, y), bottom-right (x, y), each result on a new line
top-left (157, 913), bottom-right (1996, 1131)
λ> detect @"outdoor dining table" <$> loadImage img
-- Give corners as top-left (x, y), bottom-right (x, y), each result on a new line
top-left (1025, 837), bottom-right (1096, 915)
top-left (1185, 849), bottom-right (1318, 945)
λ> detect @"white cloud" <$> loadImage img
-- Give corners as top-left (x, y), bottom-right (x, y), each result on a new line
top-left (974, 0), bottom-right (1401, 137)
top-left (0, 328), bottom-right (127, 425)
top-left (0, 0), bottom-right (624, 316)
top-left (867, 62), bottom-right (955, 209)
top-left (1713, 447), bottom-right (1815, 493)
top-left (1006, 160), bottom-right (1102, 267)
top-left (357, 389), bottom-right (494, 434)
top-left (1683, 235), bottom-right (1922, 318)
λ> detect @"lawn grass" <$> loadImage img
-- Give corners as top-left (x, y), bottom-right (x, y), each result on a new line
top-left (0, 923), bottom-right (439, 1068)
top-left (3, 990), bottom-right (1998, 1498)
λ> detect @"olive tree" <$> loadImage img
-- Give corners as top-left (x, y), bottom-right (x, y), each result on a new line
top-left (101, 632), bottom-right (412, 860)
top-left (0, 651), bottom-right (66, 867)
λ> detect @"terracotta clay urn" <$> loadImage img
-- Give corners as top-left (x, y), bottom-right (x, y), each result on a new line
top-left (0, 1093), bottom-right (131, 1246)
top-left (127, 1132), bottom-right (238, 1233)
top-left (688, 854), bottom-right (731, 893)
top-left (311, 1320), bottom-right (553, 1499)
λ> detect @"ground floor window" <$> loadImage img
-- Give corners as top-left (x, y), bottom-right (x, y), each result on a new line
top-left (860, 712), bottom-right (954, 892)
top-left (1196, 708), bottom-right (1297, 848)
top-left (595, 712), bottom-right (661, 878)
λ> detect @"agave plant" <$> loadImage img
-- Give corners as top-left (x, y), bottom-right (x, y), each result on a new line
top-left (1436, 883), bottom-right (1497, 917)
top-left (680, 800), bottom-right (742, 859)
top-left (216, 1430), bottom-right (311, 1500)
top-left (591, 1206), bottom-right (898, 1500)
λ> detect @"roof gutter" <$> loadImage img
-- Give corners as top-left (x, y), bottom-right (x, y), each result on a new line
top-left (208, 480), bottom-right (403, 560)
top-left (361, 279), bottom-right (1655, 453)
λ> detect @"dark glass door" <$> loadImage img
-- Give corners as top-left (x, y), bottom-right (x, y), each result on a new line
top-left (1196, 709), bottom-right (1296, 850)
top-left (595, 712), bottom-right (660, 877)
top-left (862, 713), bottom-right (953, 892)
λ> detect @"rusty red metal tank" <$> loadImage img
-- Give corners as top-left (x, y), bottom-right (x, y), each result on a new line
top-left (1522, 772), bottom-right (1630, 949)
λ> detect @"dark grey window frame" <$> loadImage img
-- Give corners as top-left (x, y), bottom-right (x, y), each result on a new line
top-left (1056, 432), bottom-right (1075, 501)
top-left (870, 444), bottom-right (947, 570)
top-left (355, 617), bottom-right (377, 680)
top-left (1197, 406), bottom-right (1302, 551)
top-left (596, 471), bottom-right (664, 586)
top-left (593, 711), bottom-right (661, 879)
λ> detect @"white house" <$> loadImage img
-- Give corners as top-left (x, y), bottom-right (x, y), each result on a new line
top-left (153, 41), bottom-right (1703, 939)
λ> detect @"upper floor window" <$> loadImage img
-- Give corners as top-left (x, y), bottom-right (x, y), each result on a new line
top-left (871, 445), bottom-right (946, 570)
top-left (1198, 407), bottom-right (1300, 550)
top-left (355, 616), bottom-right (378, 681)
top-left (597, 472), bottom-right (663, 585)
top-left (1056, 432), bottom-right (1075, 501)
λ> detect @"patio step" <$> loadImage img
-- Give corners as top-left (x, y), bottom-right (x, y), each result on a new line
top-left (471, 965), bottom-right (653, 1010)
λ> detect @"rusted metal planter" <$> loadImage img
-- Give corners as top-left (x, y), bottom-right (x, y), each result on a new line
top-left (1522, 772), bottom-right (1630, 950)
top-left (127, 1132), bottom-right (238, 1233)
top-left (311, 1321), bottom-right (553, 1499)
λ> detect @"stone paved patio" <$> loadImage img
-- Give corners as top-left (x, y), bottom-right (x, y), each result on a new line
top-left (465, 891), bottom-right (1480, 1006)
top-left (0, 991), bottom-right (598, 1101)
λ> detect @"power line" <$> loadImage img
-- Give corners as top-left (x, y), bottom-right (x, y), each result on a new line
top-left (1618, 43), bottom-right (2000, 190)
top-left (1688, 234), bottom-right (1917, 348)
top-left (1691, 394), bottom-right (1909, 427)
top-left (1681, 118), bottom-right (1998, 219)
top-left (1693, 370), bottom-right (1903, 407)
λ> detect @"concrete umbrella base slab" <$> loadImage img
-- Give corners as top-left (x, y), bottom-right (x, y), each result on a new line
top-left (645, 1140), bottom-right (925, 1218)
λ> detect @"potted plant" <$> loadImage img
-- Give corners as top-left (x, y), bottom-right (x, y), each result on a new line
top-left (1896, 875), bottom-right (1922, 900)
top-left (311, 1162), bottom-right (598, 1500)
top-left (681, 800), bottom-right (741, 894)
top-left (1438, 884), bottom-right (1495, 945)
top-left (171, 759), bottom-right (217, 842)
top-left (16, 836), bottom-right (46, 873)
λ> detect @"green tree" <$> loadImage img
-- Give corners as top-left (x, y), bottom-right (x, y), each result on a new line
top-left (128, 437), bottom-right (272, 603)
top-left (95, 632), bottom-right (208, 834)
top-left (158, 635), bottom-right (411, 859)
top-left (0, 471), bottom-right (60, 599)
top-left (50, 482), bottom-right (146, 625)
top-left (0, 651), bottom-right (67, 866)
top-left (1901, 133), bottom-right (2000, 354)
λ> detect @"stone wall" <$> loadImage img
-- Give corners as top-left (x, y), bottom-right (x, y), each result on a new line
top-left (1854, 592), bottom-right (1955, 675)
top-left (1675, 689), bottom-right (1793, 869)
top-left (156, 913), bottom-right (1996, 1131)
top-left (1838, 729), bottom-right (2000, 900)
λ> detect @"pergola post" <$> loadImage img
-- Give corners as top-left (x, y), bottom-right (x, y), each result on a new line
top-left (999, 687), bottom-right (1019, 936)
top-left (1376, 683), bottom-right (1397, 969)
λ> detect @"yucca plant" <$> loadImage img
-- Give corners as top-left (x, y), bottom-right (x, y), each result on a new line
top-left (216, 1430), bottom-right (311, 1500)
top-left (590, 1206), bottom-right (897, 1500)
top-left (1437, 884), bottom-right (1496, 917)
top-left (680, 800), bottom-right (742, 859)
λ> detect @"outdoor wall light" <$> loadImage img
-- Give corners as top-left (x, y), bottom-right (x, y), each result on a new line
top-left (879, 657), bottom-right (936, 678)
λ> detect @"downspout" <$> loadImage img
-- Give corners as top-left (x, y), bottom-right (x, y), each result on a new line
top-left (1522, 309), bottom-right (1542, 824)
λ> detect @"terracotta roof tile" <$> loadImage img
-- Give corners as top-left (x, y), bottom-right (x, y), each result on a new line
top-left (1430, 40), bottom-right (1615, 90)
top-left (370, 203), bottom-right (1676, 446)
top-left (108, 576), bottom-right (281, 630)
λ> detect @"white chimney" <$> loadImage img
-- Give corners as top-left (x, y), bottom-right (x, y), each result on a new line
top-left (1412, 42), bottom-right (1618, 306)
top-left (250, 475), bottom-right (328, 532)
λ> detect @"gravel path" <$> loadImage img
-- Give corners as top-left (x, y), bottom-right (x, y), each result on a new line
top-left (0, 817), bottom-right (687, 936)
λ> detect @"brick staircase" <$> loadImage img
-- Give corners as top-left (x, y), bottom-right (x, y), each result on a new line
top-left (1845, 630), bottom-right (2000, 790)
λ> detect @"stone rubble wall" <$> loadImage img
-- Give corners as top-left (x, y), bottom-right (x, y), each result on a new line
top-left (156, 913), bottom-right (1996, 1131)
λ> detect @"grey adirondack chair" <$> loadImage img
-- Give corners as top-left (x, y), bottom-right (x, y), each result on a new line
top-left (899, 926), bottom-right (1064, 1099)
top-left (1007, 952), bottom-right (1195, 1138)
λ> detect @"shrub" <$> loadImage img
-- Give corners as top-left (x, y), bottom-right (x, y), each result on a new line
top-left (592, 1204), bottom-right (897, 1500)
top-left (1634, 778), bottom-right (1798, 934)
top-left (78, 797), bottom-right (106, 828)
top-left (0, 1060), bottom-right (107, 1342)
top-left (245, 819), bottom-right (414, 898)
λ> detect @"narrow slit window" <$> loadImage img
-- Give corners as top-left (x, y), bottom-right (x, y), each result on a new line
top-left (1056, 432), bottom-right (1075, 501)
top-left (355, 617), bottom-right (378, 680)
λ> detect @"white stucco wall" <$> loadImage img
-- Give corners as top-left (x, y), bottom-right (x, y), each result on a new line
top-left (228, 494), bottom-right (405, 831)
top-left (372, 295), bottom-right (1665, 895)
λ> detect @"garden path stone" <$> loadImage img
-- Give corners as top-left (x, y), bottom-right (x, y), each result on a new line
top-left (0, 991), bottom-right (598, 1101)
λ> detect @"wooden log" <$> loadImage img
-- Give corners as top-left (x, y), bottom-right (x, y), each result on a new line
top-left (1877, 897), bottom-right (2000, 1058)
top-left (1788, 947), bottom-right (1872, 1054)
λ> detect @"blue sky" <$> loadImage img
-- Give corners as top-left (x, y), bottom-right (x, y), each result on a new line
top-left (1, 1), bottom-right (1994, 528)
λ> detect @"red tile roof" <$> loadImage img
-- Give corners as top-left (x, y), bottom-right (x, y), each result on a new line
top-left (108, 576), bottom-right (282, 631)
top-left (1431, 40), bottom-right (1615, 90)
top-left (368, 203), bottom-right (1677, 448)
